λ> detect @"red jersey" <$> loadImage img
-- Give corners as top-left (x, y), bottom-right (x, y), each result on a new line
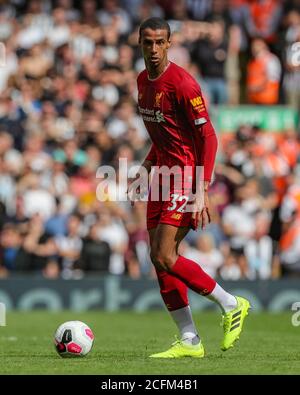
top-left (137, 61), bottom-right (216, 181)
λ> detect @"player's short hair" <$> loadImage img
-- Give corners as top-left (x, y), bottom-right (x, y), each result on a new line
top-left (139, 17), bottom-right (171, 40)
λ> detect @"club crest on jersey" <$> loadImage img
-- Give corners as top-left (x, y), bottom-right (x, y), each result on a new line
top-left (138, 92), bottom-right (143, 100)
top-left (154, 92), bottom-right (163, 107)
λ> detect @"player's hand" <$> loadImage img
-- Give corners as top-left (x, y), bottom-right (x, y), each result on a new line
top-left (127, 175), bottom-right (148, 207)
top-left (191, 192), bottom-right (211, 230)
top-left (127, 178), bottom-right (139, 207)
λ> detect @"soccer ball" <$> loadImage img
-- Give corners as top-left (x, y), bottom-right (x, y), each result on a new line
top-left (54, 321), bottom-right (94, 358)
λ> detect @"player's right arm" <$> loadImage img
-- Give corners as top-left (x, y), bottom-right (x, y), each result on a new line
top-left (127, 144), bottom-right (157, 206)
top-left (131, 72), bottom-right (157, 204)
top-left (142, 143), bottom-right (157, 173)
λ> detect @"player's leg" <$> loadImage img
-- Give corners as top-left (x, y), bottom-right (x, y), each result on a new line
top-left (151, 224), bottom-right (250, 351)
top-left (149, 227), bottom-right (200, 344)
top-left (151, 224), bottom-right (218, 298)
top-left (148, 226), bottom-right (204, 358)
top-left (147, 199), bottom-right (195, 339)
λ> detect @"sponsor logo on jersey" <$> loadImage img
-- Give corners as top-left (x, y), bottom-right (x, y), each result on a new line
top-left (190, 96), bottom-right (205, 113)
top-left (155, 110), bottom-right (165, 123)
top-left (190, 96), bottom-right (203, 107)
top-left (138, 107), bottom-right (165, 123)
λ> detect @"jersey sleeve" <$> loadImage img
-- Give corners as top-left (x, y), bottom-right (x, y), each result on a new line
top-left (196, 122), bottom-right (218, 182)
top-left (177, 76), bottom-right (210, 129)
top-left (177, 76), bottom-right (218, 182)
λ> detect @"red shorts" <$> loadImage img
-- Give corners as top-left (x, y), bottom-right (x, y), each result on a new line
top-left (147, 188), bottom-right (194, 230)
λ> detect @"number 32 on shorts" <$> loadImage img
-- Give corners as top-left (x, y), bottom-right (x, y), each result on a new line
top-left (168, 194), bottom-right (189, 212)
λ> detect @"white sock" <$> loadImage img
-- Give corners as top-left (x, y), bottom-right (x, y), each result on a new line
top-left (206, 283), bottom-right (237, 313)
top-left (169, 305), bottom-right (200, 345)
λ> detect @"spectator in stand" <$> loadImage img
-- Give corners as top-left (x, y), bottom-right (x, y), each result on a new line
top-left (21, 214), bottom-right (59, 274)
top-left (124, 201), bottom-right (151, 279)
top-left (192, 17), bottom-right (228, 104)
top-left (98, 0), bottom-right (132, 36)
top-left (80, 0), bottom-right (99, 27)
top-left (279, 211), bottom-right (300, 277)
top-left (277, 128), bottom-right (300, 170)
top-left (280, 169), bottom-right (300, 224)
top-left (183, 233), bottom-right (224, 279)
top-left (19, 173), bottom-right (56, 221)
top-left (244, 211), bottom-right (273, 279)
top-left (4, 195), bottom-right (29, 233)
top-left (246, 38), bottom-right (281, 105)
top-left (0, 224), bottom-right (23, 276)
top-left (246, 0), bottom-right (283, 45)
top-left (54, 0), bottom-right (80, 22)
top-left (185, 0), bottom-right (212, 20)
top-left (222, 184), bottom-right (256, 278)
top-left (168, 31), bottom-right (191, 69)
top-left (55, 213), bottom-right (83, 279)
top-left (106, 98), bottom-right (147, 140)
top-left (284, 0), bottom-right (300, 14)
top-left (283, 11), bottom-right (300, 112)
top-left (77, 224), bottom-right (111, 273)
top-left (226, 24), bottom-right (242, 105)
top-left (205, 0), bottom-right (234, 30)
top-left (96, 208), bottom-right (128, 275)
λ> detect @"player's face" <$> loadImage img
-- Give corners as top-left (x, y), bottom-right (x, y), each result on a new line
top-left (139, 28), bottom-right (170, 68)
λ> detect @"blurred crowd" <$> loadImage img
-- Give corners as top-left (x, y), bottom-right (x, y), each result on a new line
top-left (0, 0), bottom-right (300, 280)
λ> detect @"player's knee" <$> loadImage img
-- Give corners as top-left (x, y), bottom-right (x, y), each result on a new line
top-left (150, 248), bottom-right (175, 271)
top-left (150, 250), bottom-right (164, 270)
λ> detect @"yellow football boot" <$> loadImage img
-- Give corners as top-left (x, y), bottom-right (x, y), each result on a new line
top-left (221, 296), bottom-right (250, 351)
top-left (149, 337), bottom-right (205, 359)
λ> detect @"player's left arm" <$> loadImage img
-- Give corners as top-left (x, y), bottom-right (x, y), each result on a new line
top-left (177, 77), bottom-right (218, 229)
top-left (195, 119), bottom-right (218, 229)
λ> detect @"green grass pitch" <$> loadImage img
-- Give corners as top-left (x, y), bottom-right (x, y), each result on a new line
top-left (0, 311), bottom-right (299, 375)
